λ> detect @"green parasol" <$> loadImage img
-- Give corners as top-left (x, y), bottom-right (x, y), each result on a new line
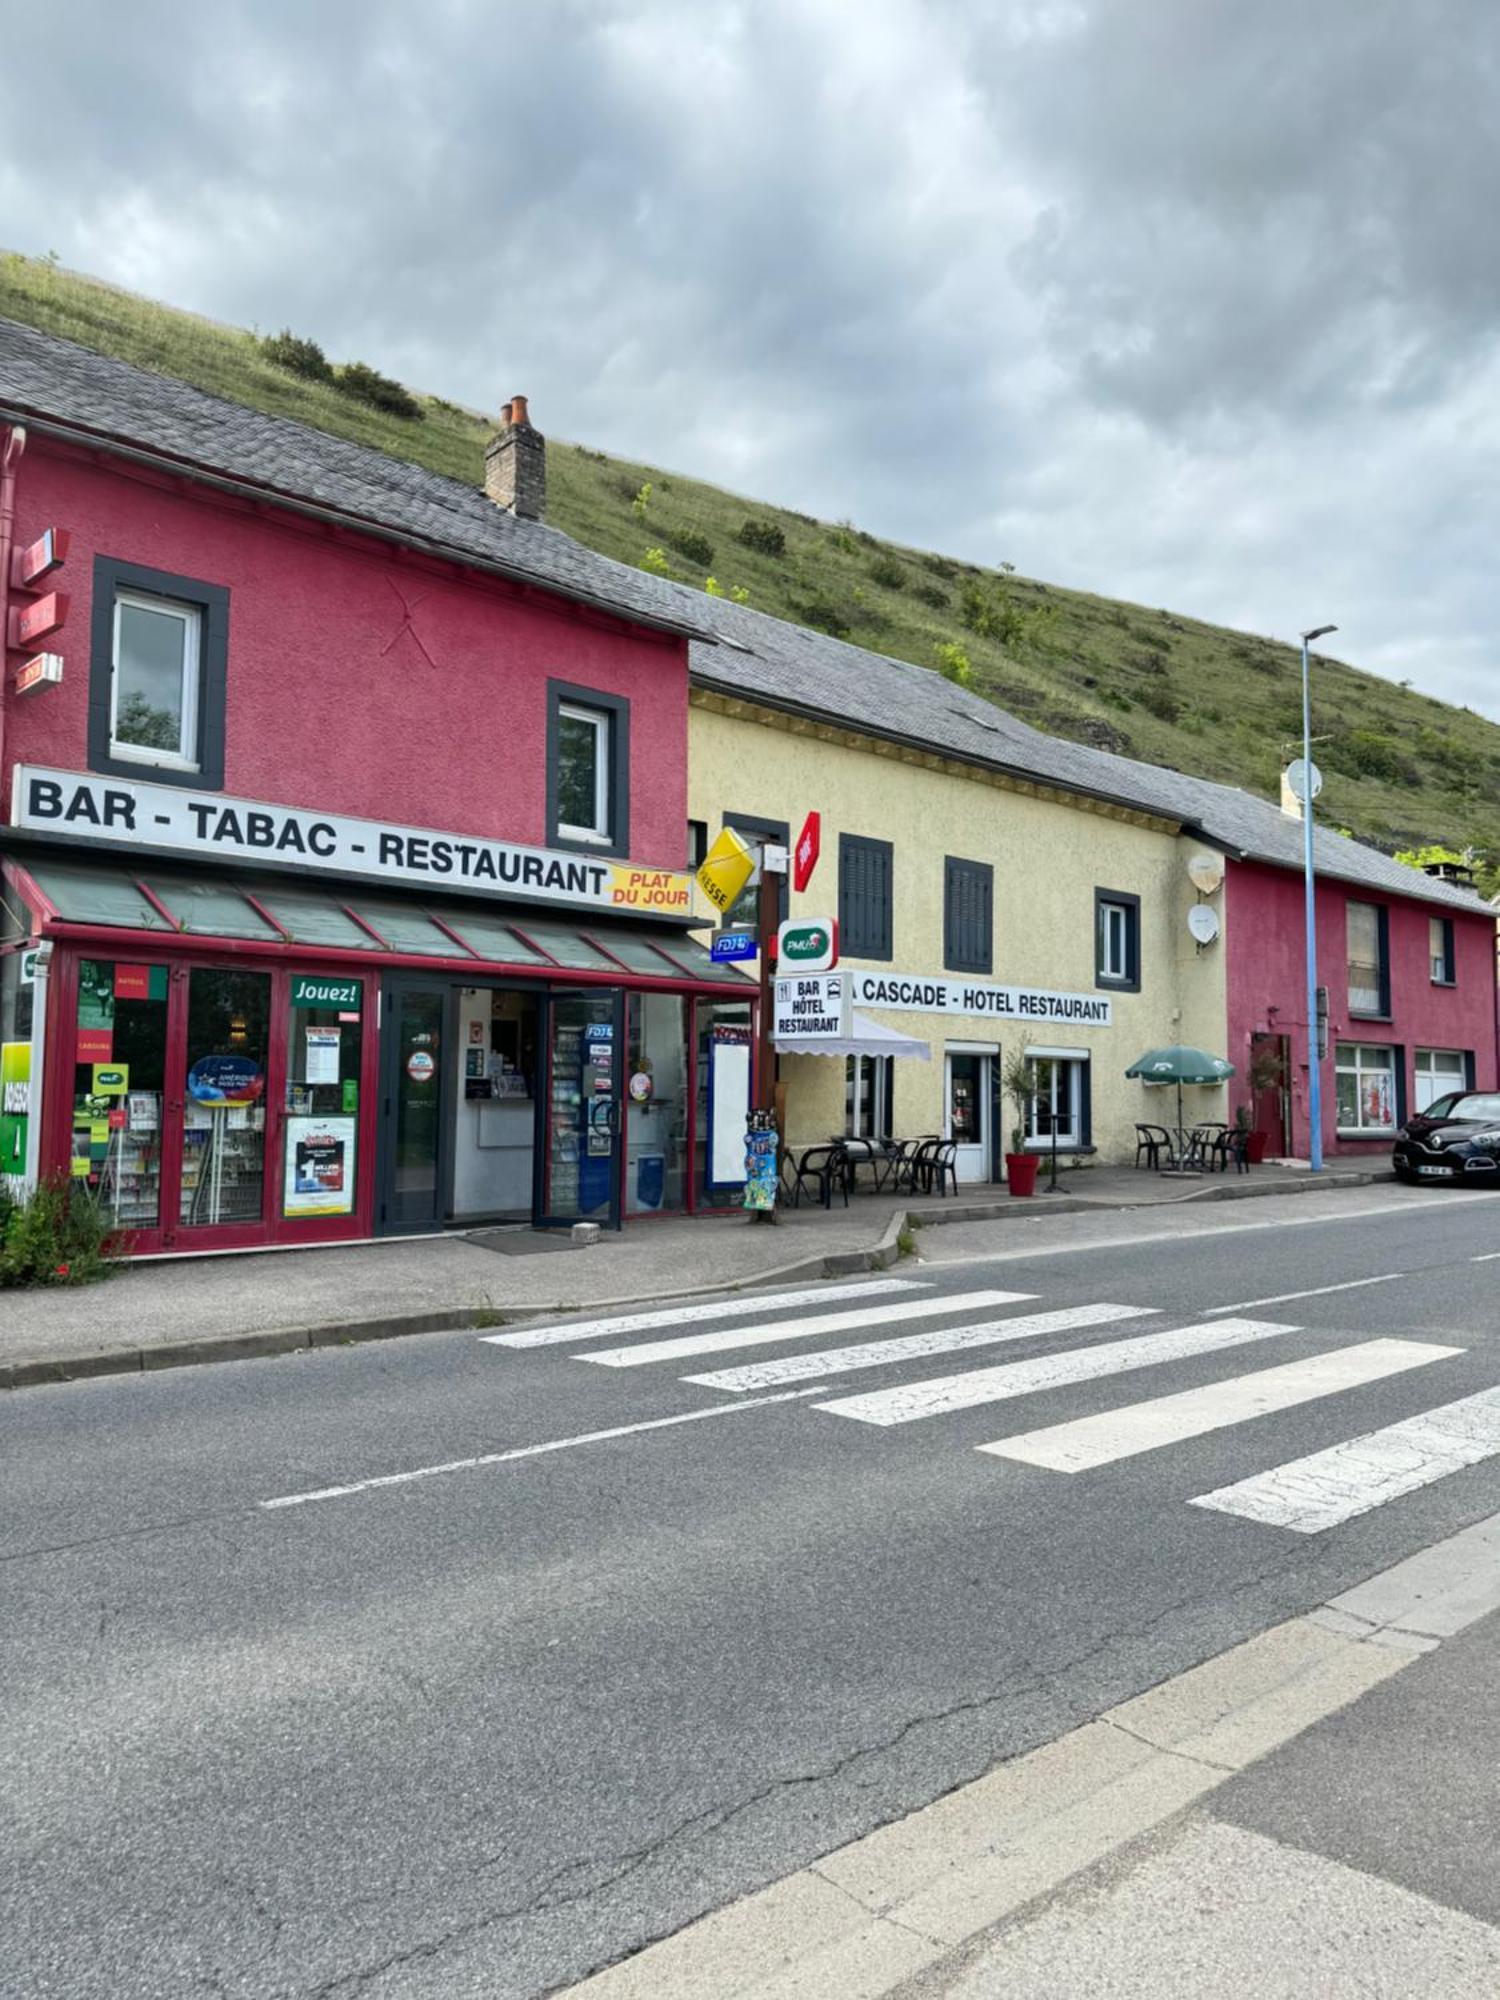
top-left (1125, 1045), bottom-right (1235, 1164)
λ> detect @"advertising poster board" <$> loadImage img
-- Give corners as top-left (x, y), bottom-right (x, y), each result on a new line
top-left (283, 1115), bottom-right (356, 1218)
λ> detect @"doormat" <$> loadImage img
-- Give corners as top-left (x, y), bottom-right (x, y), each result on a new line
top-left (466, 1228), bottom-right (578, 1256)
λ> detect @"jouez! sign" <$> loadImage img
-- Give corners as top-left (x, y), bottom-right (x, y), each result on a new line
top-left (13, 767), bottom-right (693, 916)
top-left (850, 971), bottom-right (1113, 1026)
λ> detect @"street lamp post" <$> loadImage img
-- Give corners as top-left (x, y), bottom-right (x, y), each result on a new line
top-left (1301, 622), bottom-right (1337, 1172)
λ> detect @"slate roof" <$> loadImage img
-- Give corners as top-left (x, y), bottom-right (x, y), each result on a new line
top-left (0, 316), bottom-right (715, 641)
top-left (686, 592), bottom-right (1491, 916)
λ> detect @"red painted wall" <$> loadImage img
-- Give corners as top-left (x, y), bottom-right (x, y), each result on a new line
top-left (2, 438), bottom-right (689, 862)
top-left (1226, 856), bottom-right (1498, 1157)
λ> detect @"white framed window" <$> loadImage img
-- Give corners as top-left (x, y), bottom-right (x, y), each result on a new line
top-left (1024, 1048), bottom-right (1088, 1149)
top-left (555, 701), bottom-right (611, 842)
top-left (1099, 904), bottom-right (1129, 979)
top-left (1335, 1042), bottom-right (1396, 1135)
top-left (845, 1054), bottom-right (893, 1139)
top-left (1415, 1047), bottom-right (1468, 1112)
top-left (110, 588), bottom-right (202, 770)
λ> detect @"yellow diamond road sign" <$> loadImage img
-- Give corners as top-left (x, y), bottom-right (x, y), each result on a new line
top-left (696, 825), bottom-right (756, 915)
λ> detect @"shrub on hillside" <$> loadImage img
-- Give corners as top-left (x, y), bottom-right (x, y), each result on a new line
top-left (934, 641), bottom-right (973, 688)
top-left (792, 596), bottom-right (852, 639)
top-left (868, 554), bottom-right (906, 591)
top-left (639, 547), bottom-right (671, 576)
top-left (669, 526), bottom-right (715, 567)
top-left (913, 583), bottom-right (949, 611)
top-left (335, 362), bottom-right (424, 421)
top-left (261, 329), bottom-right (334, 383)
top-left (737, 518), bottom-right (786, 558)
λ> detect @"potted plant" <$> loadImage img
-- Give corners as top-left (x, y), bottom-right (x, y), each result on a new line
top-left (1001, 1046), bottom-right (1039, 1196)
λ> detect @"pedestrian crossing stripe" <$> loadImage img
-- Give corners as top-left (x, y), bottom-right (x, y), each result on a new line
top-left (483, 1277), bottom-right (927, 1349)
top-left (1190, 1384), bottom-right (1500, 1533)
top-left (816, 1317), bottom-right (1299, 1427)
top-left (980, 1339), bottom-right (1460, 1471)
top-left (683, 1303), bottom-right (1157, 1393)
top-left (582, 1290), bottom-right (1035, 1369)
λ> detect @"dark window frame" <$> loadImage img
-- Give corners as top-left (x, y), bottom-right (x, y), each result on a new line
top-left (545, 679), bottom-right (631, 858)
top-left (719, 811), bottom-right (788, 930)
top-left (1346, 899), bottom-right (1391, 1019)
top-left (1094, 888), bottom-right (1141, 992)
top-left (1430, 915), bottom-right (1457, 987)
top-left (943, 855), bottom-right (994, 975)
top-left (839, 833), bottom-right (894, 962)
top-left (89, 556), bottom-right (229, 790)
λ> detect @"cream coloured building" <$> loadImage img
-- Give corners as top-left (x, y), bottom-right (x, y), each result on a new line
top-left (684, 602), bottom-right (1230, 1181)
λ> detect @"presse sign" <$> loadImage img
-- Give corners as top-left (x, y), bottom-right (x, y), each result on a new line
top-left (13, 767), bottom-right (692, 915)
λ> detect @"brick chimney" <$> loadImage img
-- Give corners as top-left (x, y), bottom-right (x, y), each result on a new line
top-left (484, 394), bottom-right (546, 520)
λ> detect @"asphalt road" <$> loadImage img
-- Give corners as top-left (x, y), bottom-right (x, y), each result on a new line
top-left (4, 1185), bottom-right (1500, 1998)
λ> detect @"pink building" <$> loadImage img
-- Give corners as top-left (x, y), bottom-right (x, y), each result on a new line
top-left (0, 321), bottom-right (752, 1254)
top-left (1225, 854), bottom-right (1497, 1162)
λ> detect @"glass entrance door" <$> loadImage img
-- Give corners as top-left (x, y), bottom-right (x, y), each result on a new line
top-left (179, 967), bottom-right (273, 1231)
top-left (380, 983), bottom-right (449, 1232)
top-left (542, 990), bottom-right (622, 1227)
top-left (945, 1049), bottom-right (991, 1184)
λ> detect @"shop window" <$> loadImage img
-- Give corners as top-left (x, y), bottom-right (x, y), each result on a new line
top-left (1095, 890), bottom-right (1140, 991)
top-left (547, 681), bottom-right (630, 855)
top-left (88, 557), bottom-right (228, 788)
top-left (283, 975), bottom-right (364, 1222)
top-left (626, 992), bottom-right (687, 1214)
top-left (180, 967), bottom-right (271, 1227)
top-left (845, 1054), bottom-right (893, 1139)
top-left (943, 858), bottom-right (993, 975)
top-left (696, 997), bottom-right (752, 1203)
top-left (1335, 1041), bottom-right (1397, 1135)
top-left (839, 834), bottom-right (893, 962)
top-left (1430, 916), bottom-right (1456, 986)
top-left (70, 959), bottom-right (169, 1226)
top-left (1414, 1047), bottom-right (1469, 1112)
top-left (1024, 1051), bottom-right (1091, 1149)
top-left (1347, 901), bottom-right (1389, 1017)
top-left (687, 819), bottom-right (708, 869)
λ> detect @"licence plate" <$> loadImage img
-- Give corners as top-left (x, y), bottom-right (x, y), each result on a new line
top-left (1417, 1164), bottom-right (1452, 1177)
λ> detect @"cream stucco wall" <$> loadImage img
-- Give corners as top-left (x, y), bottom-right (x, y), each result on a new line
top-left (688, 695), bottom-right (1229, 1171)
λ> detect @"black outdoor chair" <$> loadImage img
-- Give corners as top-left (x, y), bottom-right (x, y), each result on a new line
top-left (898, 1136), bottom-right (940, 1194)
top-left (917, 1138), bottom-right (960, 1198)
top-left (1135, 1123), bottom-right (1176, 1170)
top-left (788, 1143), bottom-right (850, 1209)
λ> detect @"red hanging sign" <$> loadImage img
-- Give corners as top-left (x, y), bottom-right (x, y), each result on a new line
top-left (793, 810), bottom-right (821, 893)
top-left (10, 526), bottom-right (70, 589)
top-left (8, 590), bottom-right (69, 649)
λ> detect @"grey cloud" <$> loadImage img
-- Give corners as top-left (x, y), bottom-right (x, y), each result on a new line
top-left (1, 0), bottom-right (1496, 716)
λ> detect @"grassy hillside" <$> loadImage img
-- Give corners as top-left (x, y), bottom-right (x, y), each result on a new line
top-left (4, 250), bottom-right (1499, 884)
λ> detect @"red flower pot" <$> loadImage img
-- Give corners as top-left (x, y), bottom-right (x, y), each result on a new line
top-left (1005, 1152), bottom-right (1039, 1197)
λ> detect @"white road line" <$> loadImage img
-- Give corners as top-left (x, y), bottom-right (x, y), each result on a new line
top-left (1190, 1386), bottom-right (1500, 1533)
top-left (683, 1303), bottom-right (1157, 1393)
top-left (932, 1192), bottom-right (1500, 1269)
top-left (1472, 1252), bottom-right (1500, 1263)
top-left (581, 1290), bottom-right (1034, 1369)
top-left (259, 1388), bottom-right (826, 1510)
top-left (981, 1340), bottom-right (1459, 1472)
top-left (817, 1317), bottom-right (1298, 1428)
top-left (1206, 1272), bottom-right (1407, 1315)
top-left (483, 1277), bottom-right (926, 1348)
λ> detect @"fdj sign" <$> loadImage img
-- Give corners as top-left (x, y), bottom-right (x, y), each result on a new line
top-left (777, 917), bottom-right (838, 973)
top-left (291, 976), bottom-right (362, 1010)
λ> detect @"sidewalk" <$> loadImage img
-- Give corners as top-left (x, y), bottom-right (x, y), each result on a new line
top-left (0, 1159), bottom-right (1390, 1388)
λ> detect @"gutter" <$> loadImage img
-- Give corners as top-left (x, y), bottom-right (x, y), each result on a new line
top-left (0, 422), bottom-right (27, 796)
top-left (0, 402), bottom-right (713, 649)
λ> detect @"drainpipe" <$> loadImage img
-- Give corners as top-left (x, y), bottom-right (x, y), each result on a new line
top-left (0, 423), bottom-right (28, 802)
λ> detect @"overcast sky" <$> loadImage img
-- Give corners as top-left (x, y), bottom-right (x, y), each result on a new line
top-left (4, 0), bottom-right (1497, 714)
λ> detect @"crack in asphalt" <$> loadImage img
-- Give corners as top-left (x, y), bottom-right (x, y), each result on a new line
top-left (301, 1543), bottom-right (1323, 1999)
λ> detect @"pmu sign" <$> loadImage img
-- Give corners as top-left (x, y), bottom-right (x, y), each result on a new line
top-left (777, 917), bottom-right (838, 972)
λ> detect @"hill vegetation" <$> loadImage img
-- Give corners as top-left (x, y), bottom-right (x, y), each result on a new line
top-left (4, 250), bottom-right (1498, 890)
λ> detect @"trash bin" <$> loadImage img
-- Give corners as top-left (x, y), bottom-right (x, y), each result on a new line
top-left (636, 1153), bottom-right (665, 1210)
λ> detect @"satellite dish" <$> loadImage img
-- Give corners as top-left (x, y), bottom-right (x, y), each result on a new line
top-left (1284, 758), bottom-right (1323, 801)
top-left (1188, 904), bottom-right (1221, 945)
top-left (1187, 852), bottom-right (1225, 895)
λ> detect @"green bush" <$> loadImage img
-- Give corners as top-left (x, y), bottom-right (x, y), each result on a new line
top-left (792, 596), bottom-right (852, 639)
top-left (639, 546), bottom-right (671, 576)
top-left (260, 329), bottom-right (333, 383)
top-left (1, 1177), bottom-right (120, 1288)
top-left (335, 361), bottom-right (424, 421)
top-left (738, 518), bottom-right (786, 558)
top-left (912, 582), bottom-right (949, 611)
top-left (868, 554), bottom-right (906, 591)
top-left (669, 526), bottom-right (715, 566)
top-left (934, 641), bottom-right (973, 688)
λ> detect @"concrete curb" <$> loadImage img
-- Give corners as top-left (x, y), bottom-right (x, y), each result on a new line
top-left (556, 1508), bottom-right (1500, 2000)
top-left (0, 1170), bottom-right (1393, 1391)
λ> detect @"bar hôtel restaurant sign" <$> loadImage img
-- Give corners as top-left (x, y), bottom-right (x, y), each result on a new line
top-left (11, 767), bottom-right (692, 914)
